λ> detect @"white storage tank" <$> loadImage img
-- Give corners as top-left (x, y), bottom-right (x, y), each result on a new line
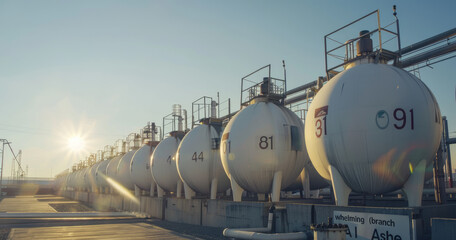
top-left (284, 164), bottom-right (329, 195)
top-left (177, 119), bottom-right (230, 199)
top-left (116, 133), bottom-right (141, 191)
top-left (221, 71), bottom-right (307, 202)
top-left (150, 131), bottom-right (185, 197)
top-left (88, 153), bottom-right (102, 192)
top-left (76, 167), bottom-right (89, 191)
top-left (67, 166), bottom-right (78, 190)
top-left (82, 166), bottom-right (91, 191)
top-left (95, 160), bottom-right (110, 192)
top-left (131, 122), bottom-right (160, 196)
top-left (105, 140), bottom-right (127, 193)
top-left (131, 143), bottom-right (157, 194)
top-left (305, 61), bottom-right (442, 206)
top-left (95, 146), bottom-right (114, 193)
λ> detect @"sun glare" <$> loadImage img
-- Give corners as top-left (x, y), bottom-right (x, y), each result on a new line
top-left (68, 136), bottom-right (85, 153)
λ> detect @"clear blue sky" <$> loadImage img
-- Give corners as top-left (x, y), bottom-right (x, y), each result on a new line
top-left (0, 0), bottom-right (455, 178)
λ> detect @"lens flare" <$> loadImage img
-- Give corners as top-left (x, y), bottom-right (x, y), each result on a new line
top-left (100, 173), bottom-right (139, 205)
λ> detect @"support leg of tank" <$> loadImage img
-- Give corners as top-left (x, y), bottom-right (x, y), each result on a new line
top-left (329, 165), bottom-right (351, 206)
top-left (210, 178), bottom-right (218, 200)
top-left (157, 185), bottom-right (165, 198)
top-left (271, 171), bottom-right (283, 202)
top-left (134, 185), bottom-right (141, 198)
top-left (184, 182), bottom-right (195, 199)
top-left (150, 183), bottom-right (155, 197)
top-left (402, 159), bottom-right (426, 207)
top-left (230, 177), bottom-right (244, 202)
top-left (301, 169), bottom-right (311, 198)
top-left (177, 181), bottom-right (183, 198)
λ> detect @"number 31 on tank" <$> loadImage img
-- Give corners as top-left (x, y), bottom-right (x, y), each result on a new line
top-left (314, 106), bottom-right (329, 138)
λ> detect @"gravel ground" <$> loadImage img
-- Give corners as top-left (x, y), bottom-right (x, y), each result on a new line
top-left (49, 203), bottom-right (94, 212)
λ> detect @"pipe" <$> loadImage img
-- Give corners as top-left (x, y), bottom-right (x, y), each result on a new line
top-left (443, 117), bottom-right (453, 187)
top-left (398, 27), bottom-right (456, 55)
top-left (398, 41), bottom-right (456, 68)
top-left (223, 205), bottom-right (308, 239)
top-left (284, 91), bottom-right (316, 105)
top-left (285, 79), bottom-right (319, 95)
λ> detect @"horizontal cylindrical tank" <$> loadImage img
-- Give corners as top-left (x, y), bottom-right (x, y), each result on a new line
top-left (88, 161), bottom-right (102, 192)
top-left (304, 63), bottom-right (442, 206)
top-left (131, 144), bottom-right (155, 191)
top-left (67, 172), bottom-right (76, 189)
top-left (177, 124), bottom-right (230, 199)
top-left (221, 99), bottom-right (307, 202)
top-left (106, 154), bottom-right (124, 184)
top-left (284, 165), bottom-right (329, 192)
top-left (116, 149), bottom-right (137, 190)
top-left (95, 159), bottom-right (111, 190)
top-left (75, 168), bottom-right (89, 190)
top-left (151, 133), bottom-right (183, 194)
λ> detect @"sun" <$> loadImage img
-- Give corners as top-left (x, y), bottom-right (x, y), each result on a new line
top-left (67, 136), bottom-right (85, 153)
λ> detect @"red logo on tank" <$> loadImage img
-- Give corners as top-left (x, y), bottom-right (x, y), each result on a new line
top-left (315, 106), bottom-right (329, 118)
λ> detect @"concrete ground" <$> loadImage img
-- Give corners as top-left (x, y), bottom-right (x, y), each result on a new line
top-left (0, 195), bottom-right (57, 213)
top-left (0, 195), bottom-right (224, 240)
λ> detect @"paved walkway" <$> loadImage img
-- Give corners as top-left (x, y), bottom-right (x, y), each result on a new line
top-left (8, 221), bottom-right (217, 240)
top-left (0, 195), bottom-right (224, 239)
top-left (0, 196), bottom-right (57, 213)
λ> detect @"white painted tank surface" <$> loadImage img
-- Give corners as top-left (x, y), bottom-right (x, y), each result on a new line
top-left (76, 168), bottom-right (89, 190)
top-left (67, 172), bottom-right (77, 190)
top-left (177, 123), bottom-right (230, 199)
top-left (116, 149), bottom-right (137, 190)
top-left (131, 144), bottom-right (155, 191)
top-left (284, 164), bottom-right (329, 192)
top-left (83, 167), bottom-right (92, 191)
top-left (73, 170), bottom-right (81, 190)
top-left (304, 63), bottom-right (442, 206)
top-left (95, 159), bottom-right (111, 190)
top-left (283, 134), bottom-right (329, 192)
top-left (54, 174), bottom-right (68, 191)
top-left (150, 133), bottom-right (184, 195)
top-left (221, 99), bottom-right (307, 202)
top-left (88, 161), bottom-right (102, 191)
top-left (106, 155), bottom-right (124, 184)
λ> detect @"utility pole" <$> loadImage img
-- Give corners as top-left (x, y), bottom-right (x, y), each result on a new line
top-left (0, 139), bottom-right (9, 195)
top-left (11, 155), bottom-right (15, 182)
top-left (0, 139), bottom-right (25, 195)
top-left (16, 150), bottom-right (22, 179)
